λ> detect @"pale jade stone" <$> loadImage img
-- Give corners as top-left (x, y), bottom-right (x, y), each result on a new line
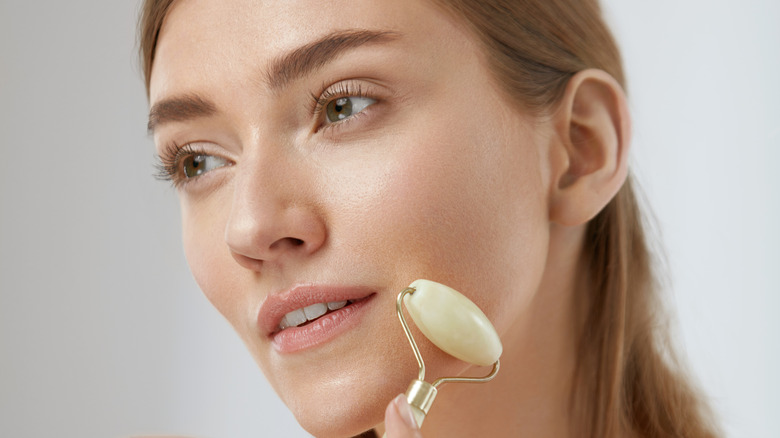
top-left (405, 279), bottom-right (502, 366)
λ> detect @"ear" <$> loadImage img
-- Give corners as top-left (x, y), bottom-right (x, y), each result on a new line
top-left (548, 69), bottom-right (631, 226)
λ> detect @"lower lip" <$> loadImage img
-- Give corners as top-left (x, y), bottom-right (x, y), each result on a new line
top-left (270, 295), bottom-right (375, 353)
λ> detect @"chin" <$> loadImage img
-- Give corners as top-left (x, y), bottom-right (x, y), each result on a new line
top-left (283, 363), bottom-right (409, 438)
top-left (254, 328), bottom-right (413, 437)
top-left (291, 395), bottom-right (386, 438)
top-left (275, 338), bottom-right (469, 438)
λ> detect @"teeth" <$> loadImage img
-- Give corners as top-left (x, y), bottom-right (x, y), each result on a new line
top-left (303, 303), bottom-right (328, 320)
top-left (279, 308), bottom-right (306, 330)
top-left (278, 301), bottom-right (351, 330)
top-left (327, 301), bottom-right (348, 310)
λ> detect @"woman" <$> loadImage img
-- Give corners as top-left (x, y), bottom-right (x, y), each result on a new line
top-left (139, 0), bottom-right (719, 436)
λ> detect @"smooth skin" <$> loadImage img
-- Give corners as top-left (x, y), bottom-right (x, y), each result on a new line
top-left (149, 0), bottom-right (629, 436)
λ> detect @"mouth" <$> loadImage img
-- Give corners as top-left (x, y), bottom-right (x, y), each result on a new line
top-left (258, 285), bottom-right (377, 353)
top-left (273, 296), bottom-right (372, 333)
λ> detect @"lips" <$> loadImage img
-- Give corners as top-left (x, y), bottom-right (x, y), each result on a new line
top-left (258, 284), bottom-right (376, 352)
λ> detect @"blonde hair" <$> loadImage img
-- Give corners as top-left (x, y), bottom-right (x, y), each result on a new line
top-left (138, 1), bottom-right (719, 436)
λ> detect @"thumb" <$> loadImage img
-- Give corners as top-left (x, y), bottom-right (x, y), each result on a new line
top-left (383, 394), bottom-right (423, 438)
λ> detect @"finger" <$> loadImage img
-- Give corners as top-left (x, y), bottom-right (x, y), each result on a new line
top-left (383, 394), bottom-right (423, 438)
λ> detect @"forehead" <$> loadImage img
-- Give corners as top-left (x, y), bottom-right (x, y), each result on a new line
top-left (149, 0), bottom-right (473, 104)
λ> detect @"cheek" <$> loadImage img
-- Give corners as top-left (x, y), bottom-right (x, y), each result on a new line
top-left (179, 197), bottom-right (245, 324)
top-left (411, 127), bottom-right (549, 327)
top-left (322, 112), bottom-right (550, 336)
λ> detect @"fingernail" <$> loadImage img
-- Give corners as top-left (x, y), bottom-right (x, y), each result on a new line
top-left (394, 394), bottom-right (419, 430)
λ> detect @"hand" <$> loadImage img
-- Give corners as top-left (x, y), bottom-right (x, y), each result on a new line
top-left (383, 394), bottom-right (423, 438)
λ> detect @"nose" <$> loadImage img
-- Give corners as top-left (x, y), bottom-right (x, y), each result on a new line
top-left (224, 156), bottom-right (326, 271)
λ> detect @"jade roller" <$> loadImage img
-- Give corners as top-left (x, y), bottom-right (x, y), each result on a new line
top-left (393, 279), bottom-right (502, 430)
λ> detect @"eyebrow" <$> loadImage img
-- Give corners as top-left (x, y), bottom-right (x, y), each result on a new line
top-left (148, 29), bottom-right (399, 134)
top-left (265, 29), bottom-right (400, 90)
top-left (147, 94), bottom-right (216, 133)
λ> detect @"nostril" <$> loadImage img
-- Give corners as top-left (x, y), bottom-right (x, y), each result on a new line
top-left (265, 237), bottom-right (307, 254)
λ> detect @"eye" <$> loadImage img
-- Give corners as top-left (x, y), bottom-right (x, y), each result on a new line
top-left (155, 142), bottom-right (232, 188)
top-left (182, 154), bottom-right (229, 179)
top-left (324, 96), bottom-right (376, 124)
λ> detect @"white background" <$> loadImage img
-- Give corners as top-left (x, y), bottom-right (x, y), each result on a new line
top-left (0, 1), bottom-right (777, 437)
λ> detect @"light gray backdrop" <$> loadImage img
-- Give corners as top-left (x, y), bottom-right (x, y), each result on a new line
top-left (1, 1), bottom-right (777, 437)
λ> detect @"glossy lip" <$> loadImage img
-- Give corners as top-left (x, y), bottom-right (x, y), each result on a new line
top-left (258, 284), bottom-right (376, 351)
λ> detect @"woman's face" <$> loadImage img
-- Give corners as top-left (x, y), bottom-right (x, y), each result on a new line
top-left (150, 0), bottom-right (553, 435)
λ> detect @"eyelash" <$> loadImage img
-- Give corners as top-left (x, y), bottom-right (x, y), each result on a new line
top-left (154, 142), bottom-right (209, 188)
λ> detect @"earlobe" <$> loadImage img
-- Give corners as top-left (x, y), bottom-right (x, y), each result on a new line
top-left (548, 69), bottom-right (631, 226)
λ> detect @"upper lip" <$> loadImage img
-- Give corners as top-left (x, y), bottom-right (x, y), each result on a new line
top-left (257, 284), bottom-right (376, 336)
